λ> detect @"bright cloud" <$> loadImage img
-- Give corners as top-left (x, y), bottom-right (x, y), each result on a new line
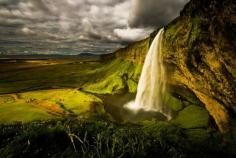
top-left (114, 28), bottom-right (153, 42)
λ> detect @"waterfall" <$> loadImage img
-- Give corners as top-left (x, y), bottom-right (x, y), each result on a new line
top-left (125, 28), bottom-right (172, 120)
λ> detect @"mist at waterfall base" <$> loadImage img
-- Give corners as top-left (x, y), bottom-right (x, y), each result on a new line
top-left (124, 28), bottom-right (172, 120)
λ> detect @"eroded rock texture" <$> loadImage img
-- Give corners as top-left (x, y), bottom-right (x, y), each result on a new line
top-left (114, 0), bottom-right (236, 134)
top-left (162, 0), bottom-right (236, 133)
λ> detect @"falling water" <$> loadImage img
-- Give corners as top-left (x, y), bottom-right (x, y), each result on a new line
top-left (125, 28), bottom-right (172, 120)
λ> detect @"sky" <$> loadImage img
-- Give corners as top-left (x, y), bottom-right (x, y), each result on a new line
top-left (0, 0), bottom-right (189, 55)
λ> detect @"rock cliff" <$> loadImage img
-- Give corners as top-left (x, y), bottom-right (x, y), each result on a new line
top-left (113, 0), bottom-right (236, 135)
top-left (114, 38), bottom-right (151, 64)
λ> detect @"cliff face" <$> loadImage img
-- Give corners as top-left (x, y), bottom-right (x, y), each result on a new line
top-left (163, 0), bottom-right (236, 134)
top-left (114, 38), bottom-right (151, 64)
top-left (114, 0), bottom-right (236, 134)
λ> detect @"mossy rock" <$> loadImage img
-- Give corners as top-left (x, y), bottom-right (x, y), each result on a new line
top-left (169, 85), bottom-right (202, 106)
top-left (164, 94), bottom-right (183, 112)
top-left (173, 105), bottom-right (210, 129)
top-left (127, 79), bottom-right (137, 93)
top-left (83, 75), bottom-right (125, 94)
top-left (82, 59), bottom-right (141, 94)
top-left (183, 101), bottom-right (192, 107)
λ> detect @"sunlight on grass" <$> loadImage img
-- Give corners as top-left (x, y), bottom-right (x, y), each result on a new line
top-left (83, 59), bottom-right (142, 94)
top-left (0, 89), bottom-right (103, 124)
top-left (0, 95), bottom-right (52, 123)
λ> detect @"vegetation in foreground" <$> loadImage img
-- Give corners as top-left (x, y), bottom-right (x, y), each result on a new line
top-left (0, 118), bottom-right (236, 158)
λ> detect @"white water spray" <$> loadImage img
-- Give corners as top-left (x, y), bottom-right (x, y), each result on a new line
top-left (125, 28), bottom-right (172, 120)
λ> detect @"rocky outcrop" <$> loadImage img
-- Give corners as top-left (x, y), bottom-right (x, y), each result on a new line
top-left (162, 0), bottom-right (236, 134)
top-left (113, 0), bottom-right (236, 134)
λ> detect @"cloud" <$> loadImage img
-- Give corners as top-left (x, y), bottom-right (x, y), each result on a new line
top-left (129, 0), bottom-right (189, 27)
top-left (0, 0), bottom-right (190, 55)
top-left (0, 0), bottom-right (131, 54)
top-left (114, 27), bottom-right (152, 42)
top-left (114, 0), bottom-right (189, 42)
top-left (21, 27), bottom-right (34, 34)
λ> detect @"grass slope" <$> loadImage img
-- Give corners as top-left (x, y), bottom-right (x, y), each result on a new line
top-left (0, 59), bottom-right (141, 95)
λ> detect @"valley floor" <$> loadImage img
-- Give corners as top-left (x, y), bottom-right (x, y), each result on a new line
top-left (0, 57), bottom-right (139, 123)
top-left (0, 58), bottom-right (235, 158)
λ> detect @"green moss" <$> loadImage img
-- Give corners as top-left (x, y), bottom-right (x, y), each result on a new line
top-left (133, 63), bottom-right (143, 80)
top-left (164, 16), bottom-right (202, 50)
top-left (170, 86), bottom-right (203, 106)
top-left (188, 17), bottom-right (202, 46)
top-left (83, 59), bottom-right (141, 94)
top-left (127, 79), bottom-right (137, 93)
top-left (173, 105), bottom-right (210, 129)
top-left (183, 101), bottom-right (192, 107)
top-left (83, 75), bottom-right (125, 94)
top-left (164, 20), bottom-right (183, 44)
top-left (164, 93), bottom-right (183, 112)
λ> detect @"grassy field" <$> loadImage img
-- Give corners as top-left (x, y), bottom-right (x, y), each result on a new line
top-left (0, 89), bottom-right (103, 124)
top-left (0, 59), bottom-right (104, 94)
top-left (0, 58), bottom-right (142, 123)
top-left (0, 58), bottom-right (141, 94)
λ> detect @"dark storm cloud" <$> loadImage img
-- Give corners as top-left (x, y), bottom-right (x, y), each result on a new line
top-left (113, 0), bottom-right (189, 42)
top-left (129, 0), bottom-right (189, 27)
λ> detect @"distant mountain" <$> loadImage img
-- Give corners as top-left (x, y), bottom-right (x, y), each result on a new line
top-left (0, 53), bottom-right (100, 60)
